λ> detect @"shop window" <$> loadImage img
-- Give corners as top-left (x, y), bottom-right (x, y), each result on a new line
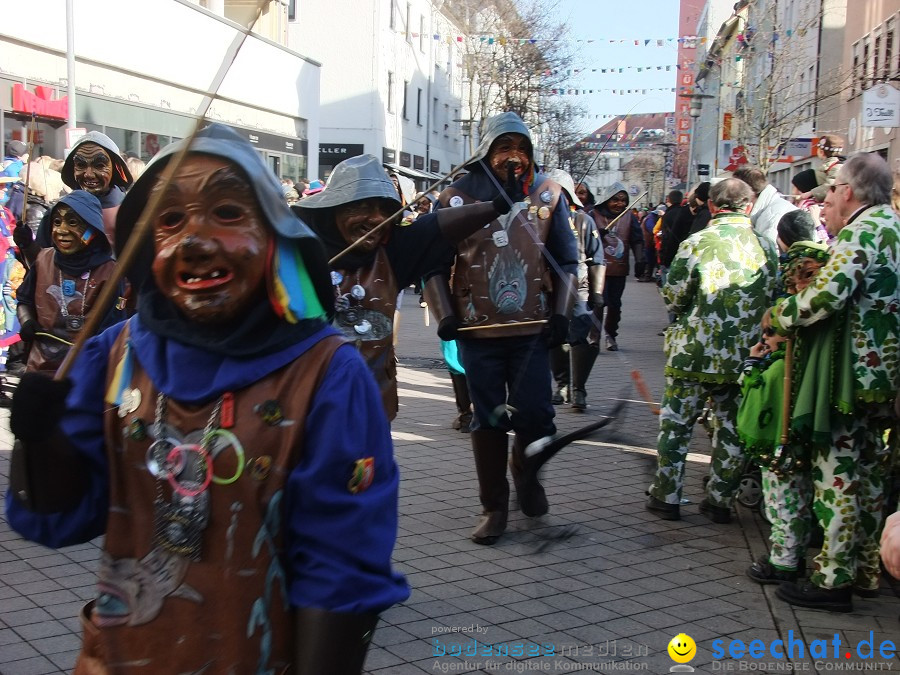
top-left (388, 71), bottom-right (395, 114)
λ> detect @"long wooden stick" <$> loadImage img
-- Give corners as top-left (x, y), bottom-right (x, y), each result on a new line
top-left (779, 337), bottom-right (793, 446)
top-left (602, 190), bottom-right (647, 232)
top-left (456, 319), bottom-right (547, 332)
top-left (53, 1), bottom-right (267, 381)
top-left (329, 154), bottom-right (477, 266)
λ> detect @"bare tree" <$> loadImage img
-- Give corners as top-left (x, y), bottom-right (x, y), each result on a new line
top-left (728, 0), bottom-right (853, 171)
top-left (445, 0), bottom-right (575, 142)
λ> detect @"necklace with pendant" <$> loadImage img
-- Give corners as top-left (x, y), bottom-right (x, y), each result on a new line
top-left (58, 270), bottom-right (91, 332)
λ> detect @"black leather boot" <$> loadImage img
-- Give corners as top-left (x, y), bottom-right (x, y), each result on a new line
top-left (470, 429), bottom-right (510, 544)
top-left (449, 372), bottom-right (472, 432)
top-left (293, 607), bottom-right (379, 673)
top-left (569, 343), bottom-right (599, 411)
top-left (510, 435), bottom-right (549, 517)
top-left (548, 345), bottom-right (570, 404)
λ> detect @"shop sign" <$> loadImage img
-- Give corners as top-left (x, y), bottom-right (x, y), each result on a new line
top-left (399, 151), bottom-right (411, 167)
top-left (11, 84), bottom-right (67, 119)
top-left (413, 155), bottom-right (424, 170)
top-left (319, 143), bottom-right (364, 163)
top-left (382, 147), bottom-right (396, 164)
top-left (862, 84), bottom-right (900, 127)
top-left (430, 159), bottom-right (440, 173)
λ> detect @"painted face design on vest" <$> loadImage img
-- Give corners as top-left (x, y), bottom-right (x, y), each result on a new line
top-left (487, 133), bottom-right (532, 181)
top-left (334, 198), bottom-right (394, 253)
top-left (150, 156), bottom-right (270, 324)
top-left (51, 204), bottom-right (90, 255)
top-left (488, 247), bottom-right (528, 314)
top-left (72, 143), bottom-right (114, 195)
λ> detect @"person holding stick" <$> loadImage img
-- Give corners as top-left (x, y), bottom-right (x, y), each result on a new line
top-left (5, 125), bottom-right (409, 672)
top-left (293, 153), bottom-right (520, 422)
top-left (588, 182), bottom-right (644, 351)
top-left (424, 111), bottom-right (578, 545)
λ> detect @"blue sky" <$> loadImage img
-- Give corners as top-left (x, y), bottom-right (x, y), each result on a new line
top-left (554, 0), bottom-right (680, 133)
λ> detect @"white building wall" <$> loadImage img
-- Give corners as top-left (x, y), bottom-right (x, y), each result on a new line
top-left (1, 0), bottom-right (319, 178)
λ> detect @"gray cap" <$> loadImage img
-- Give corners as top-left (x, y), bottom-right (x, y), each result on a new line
top-left (546, 169), bottom-right (583, 208)
top-left (5, 140), bottom-right (26, 158)
top-left (296, 154), bottom-right (402, 211)
top-left (466, 112), bottom-right (533, 169)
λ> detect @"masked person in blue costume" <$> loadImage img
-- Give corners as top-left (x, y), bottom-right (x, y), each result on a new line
top-left (6, 125), bottom-right (409, 674)
top-left (293, 154), bottom-right (520, 421)
top-left (425, 112), bottom-right (579, 545)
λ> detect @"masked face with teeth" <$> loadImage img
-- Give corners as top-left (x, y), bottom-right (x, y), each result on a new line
top-left (72, 142), bottom-right (114, 196)
top-left (333, 198), bottom-right (395, 254)
top-left (150, 155), bottom-right (270, 324)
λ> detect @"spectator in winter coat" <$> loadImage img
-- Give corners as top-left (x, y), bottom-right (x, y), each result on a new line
top-left (733, 166), bottom-right (797, 244)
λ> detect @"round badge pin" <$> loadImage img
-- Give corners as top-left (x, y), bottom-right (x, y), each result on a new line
top-left (540, 190), bottom-right (552, 204)
top-left (330, 270), bottom-right (343, 286)
top-left (449, 195), bottom-right (464, 207)
top-left (538, 206), bottom-right (551, 220)
top-left (350, 284), bottom-right (366, 300)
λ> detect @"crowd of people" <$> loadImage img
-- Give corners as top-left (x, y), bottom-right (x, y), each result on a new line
top-left (0, 112), bottom-right (898, 672)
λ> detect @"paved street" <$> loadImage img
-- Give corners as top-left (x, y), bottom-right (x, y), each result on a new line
top-left (0, 280), bottom-right (897, 674)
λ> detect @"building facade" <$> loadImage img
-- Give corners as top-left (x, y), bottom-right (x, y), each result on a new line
top-left (1, 0), bottom-right (319, 183)
top-left (294, 0), bottom-right (467, 187)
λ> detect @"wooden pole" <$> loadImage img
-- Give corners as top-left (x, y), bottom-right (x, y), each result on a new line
top-left (456, 319), bottom-right (548, 333)
top-left (53, 0), bottom-right (268, 381)
top-left (779, 337), bottom-right (793, 446)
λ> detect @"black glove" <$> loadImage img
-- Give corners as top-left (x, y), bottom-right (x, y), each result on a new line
top-left (13, 221), bottom-right (33, 249)
top-left (437, 316), bottom-right (460, 341)
top-left (11, 373), bottom-right (72, 442)
top-left (19, 319), bottom-right (37, 342)
top-left (491, 162), bottom-right (525, 215)
top-left (544, 314), bottom-right (569, 349)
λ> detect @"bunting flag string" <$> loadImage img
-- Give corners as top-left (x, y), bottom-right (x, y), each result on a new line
top-left (402, 32), bottom-right (707, 46)
top-left (548, 87), bottom-right (677, 96)
top-left (546, 63), bottom-right (689, 75)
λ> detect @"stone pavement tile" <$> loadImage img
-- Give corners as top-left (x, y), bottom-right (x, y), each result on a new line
top-left (27, 632), bottom-right (82, 655)
top-left (365, 646), bottom-right (407, 671)
top-left (0, 640), bottom-right (41, 662)
top-left (1, 607), bottom-right (54, 628)
top-left (0, 655), bottom-right (61, 675)
top-left (45, 601), bottom-right (89, 622)
top-left (11, 619), bottom-right (73, 642)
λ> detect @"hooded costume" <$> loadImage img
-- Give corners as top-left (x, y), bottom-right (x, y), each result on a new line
top-left (545, 168), bottom-right (605, 410)
top-left (49, 131), bottom-right (134, 250)
top-left (16, 190), bottom-right (123, 373)
top-left (7, 124), bottom-right (408, 674)
top-left (425, 111), bottom-right (578, 545)
top-left (294, 153), bottom-right (512, 421)
top-left (588, 181), bottom-right (643, 350)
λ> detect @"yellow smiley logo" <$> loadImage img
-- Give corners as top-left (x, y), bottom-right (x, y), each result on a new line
top-left (667, 633), bottom-right (696, 664)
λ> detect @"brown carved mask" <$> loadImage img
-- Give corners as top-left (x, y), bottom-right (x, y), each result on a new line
top-left (51, 204), bottom-right (90, 255)
top-left (150, 155), bottom-right (271, 324)
top-left (72, 143), bottom-right (114, 195)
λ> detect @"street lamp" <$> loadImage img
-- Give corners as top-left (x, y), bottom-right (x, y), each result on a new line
top-left (453, 118), bottom-right (473, 160)
top-left (678, 92), bottom-right (714, 189)
top-left (655, 141), bottom-right (676, 195)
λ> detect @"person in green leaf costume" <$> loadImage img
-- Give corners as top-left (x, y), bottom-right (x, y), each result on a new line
top-left (646, 178), bottom-right (778, 523)
top-left (770, 152), bottom-right (900, 613)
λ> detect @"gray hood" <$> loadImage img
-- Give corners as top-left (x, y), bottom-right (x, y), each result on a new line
top-left (296, 154), bottom-right (402, 211)
top-left (114, 123), bottom-right (332, 313)
top-left (597, 181), bottom-right (630, 209)
top-left (466, 112), bottom-right (533, 168)
top-left (61, 131), bottom-right (133, 192)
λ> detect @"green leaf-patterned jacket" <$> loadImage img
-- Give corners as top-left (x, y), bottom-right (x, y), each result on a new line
top-left (663, 212), bottom-right (779, 383)
top-left (771, 204), bottom-right (900, 404)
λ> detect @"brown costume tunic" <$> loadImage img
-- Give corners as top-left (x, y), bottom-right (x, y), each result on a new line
top-left (81, 325), bottom-right (344, 674)
top-left (332, 247), bottom-right (399, 420)
top-left (25, 247), bottom-right (116, 372)
top-left (441, 180), bottom-right (560, 338)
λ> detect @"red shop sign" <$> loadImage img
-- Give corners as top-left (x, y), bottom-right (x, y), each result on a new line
top-left (11, 84), bottom-right (68, 120)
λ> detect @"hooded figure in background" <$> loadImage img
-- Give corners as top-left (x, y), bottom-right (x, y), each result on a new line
top-left (545, 168), bottom-right (606, 411)
top-left (6, 124), bottom-right (409, 674)
top-left (589, 181), bottom-right (643, 351)
top-left (17, 132), bottom-right (134, 265)
top-left (424, 111), bottom-right (578, 545)
top-left (294, 153), bottom-right (518, 421)
top-left (15, 191), bottom-right (124, 373)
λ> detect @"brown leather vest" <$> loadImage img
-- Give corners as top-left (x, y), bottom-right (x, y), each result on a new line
top-left (592, 210), bottom-right (631, 277)
top-left (91, 324), bottom-right (344, 673)
top-left (443, 180), bottom-right (559, 338)
top-left (332, 247), bottom-right (398, 420)
top-left (102, 205), bottom-right (119, 250)
top-left (26, 247), bottom-right (117, 373)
